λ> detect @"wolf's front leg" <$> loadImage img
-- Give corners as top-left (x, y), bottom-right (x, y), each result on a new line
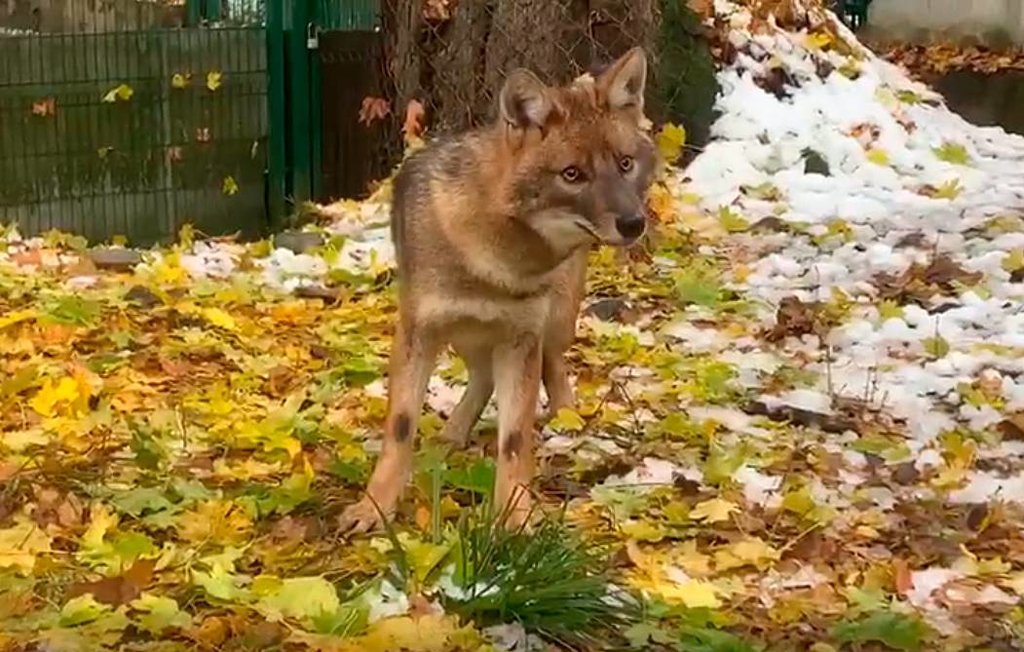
top-left (493, 333), bottom-right (542, 527)
top-left (339, 319), bottom-right (439, 534)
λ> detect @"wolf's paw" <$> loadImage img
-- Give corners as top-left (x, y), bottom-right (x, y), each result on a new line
top-left (338, 498), bottom-right (390, 535)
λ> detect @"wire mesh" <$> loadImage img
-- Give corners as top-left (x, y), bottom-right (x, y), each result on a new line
top-left (379, 0), bottom-right (661, 136)
top-left (0, 0), bottom-right (269, 245)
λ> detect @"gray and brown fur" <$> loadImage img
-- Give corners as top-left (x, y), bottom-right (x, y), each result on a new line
top-left (340, 48), bottom-right (657, 533)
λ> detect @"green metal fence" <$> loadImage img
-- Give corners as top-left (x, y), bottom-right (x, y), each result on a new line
top-left (0, 0), bottom-right (275, 244)
top-left (0, 0), bottom-right (383, 244)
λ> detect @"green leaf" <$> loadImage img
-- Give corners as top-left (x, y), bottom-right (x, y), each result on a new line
top-left (590, 486), bottom-right (650, 521)
top-left (923, 335), bottom-right (950, 358)
top-left (832, 611), bottom-right (929, 651)
top-left (42, 295), bottom-right (101, 326)
top-left (444, 458), bottom-right (495, 495)
top-left (110, 488), bottom-right (174, 517)
top-left (678, 624), bottom-right (761, 652)
top-left (60, 594), bottom-right (111, 627)
top-left (703, 445), bottom-right (747, 486)
top-left (254, 575), bottom-right (341, 625)
top-left (717, 206), bottom-right (749, 233)
top-left (675, 268), bottom-right (721, 307)
top-left (896, 89), bottom-right (922, 104)
top-left (192, 561), bottom-right (250, 602)
top-left (933, 142), bottom-right (970, 165)
top-left (877, 300), bottom-right (904, 321)
top-left (130, 593), bottom-right (192, 634)
top-left (625, 621), bottom-right (676, 648)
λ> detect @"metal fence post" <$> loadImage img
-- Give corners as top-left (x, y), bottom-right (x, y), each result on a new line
top-left (186, 0), bottom-right (203, 25)
top-left (285, 0), bottom-right (314, 206)
top-left (267, 0), bottom-right (288, 228)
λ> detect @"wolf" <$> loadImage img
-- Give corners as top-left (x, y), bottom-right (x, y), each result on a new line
top-left (339, 47), bottom-right (657, 533)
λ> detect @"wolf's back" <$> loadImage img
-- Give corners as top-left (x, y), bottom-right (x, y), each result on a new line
top-left (389, 132), bottom-right (489, 276)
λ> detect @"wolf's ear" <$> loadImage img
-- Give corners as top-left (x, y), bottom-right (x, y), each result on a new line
top-left (499, 69), bottom-right (554, 130)
top-left (598, 47), bottom-right (647, 113)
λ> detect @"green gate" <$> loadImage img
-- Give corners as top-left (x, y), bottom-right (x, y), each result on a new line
top-left (0, 0), bottom-right (382, 245)
top-left (274, 0), bottom-right (381, 208)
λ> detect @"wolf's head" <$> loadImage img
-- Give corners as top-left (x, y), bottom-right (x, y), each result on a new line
top-left (498, 47), bottom-right (657, 254)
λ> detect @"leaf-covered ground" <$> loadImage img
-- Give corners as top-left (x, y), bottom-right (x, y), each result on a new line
top-left (5, 2), bottom-right (1024, 651)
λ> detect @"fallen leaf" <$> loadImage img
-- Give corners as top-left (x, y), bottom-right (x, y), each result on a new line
top-left (131, 593), bottom-right (193, 634)
top-left (0, 519), bottom-right (52, 573)
top-left (358, 96), bottom-right (391, 126)
top-left (656, 123), bottom-right (687, 163)
top-left (103, 84), bottom-right (134, 103)
top-left (32, 97), bottom-right (56, 117)
top-left (206, 71), bottom-right (223, 91)
top-left (67, 559), bottom-right (155, 605)
top-left (403, 99), bottom-right (426, 144)
top-left (689, 498), bottom-right (738, 524)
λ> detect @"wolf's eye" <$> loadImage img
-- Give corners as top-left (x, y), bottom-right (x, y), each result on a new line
top-left (560, 165), bottom-right (584, 183)
top-left (618, 155), bottom-right (635, 173)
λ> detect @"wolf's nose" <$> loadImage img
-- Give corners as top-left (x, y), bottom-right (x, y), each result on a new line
top-left (615, 214), bottom-right (646, 240)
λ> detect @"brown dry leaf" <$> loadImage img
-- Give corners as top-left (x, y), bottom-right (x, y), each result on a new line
top-left (31, 97), bottom-right (56, 117)
top-left (403, 99), bottom-right (426, 140)
top-left (66, 559), bottom-right (155, 605)
top-left (189, 615), bottom-right (231, 650)
top-left (998, 415), bottom-right (1024, 442)
top-left (358, 96), bottom-right (391, 127)
top-left (423, 0), bottom-right (455, 22)
top-left (687, 0), bottom-right (714, 19)
top-left (874, 254), bottom-right (983, 306)
top-left (882, 41), bottom-right (1024, 77)
top-left (767, 296), bottom-right (826, 342)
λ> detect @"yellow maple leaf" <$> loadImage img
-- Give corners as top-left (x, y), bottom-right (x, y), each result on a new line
top-left (80, 503), bottom-right (118, 552)
top-left (102, 83), bottom-right (134, 103)
top-left (656, 123), bottom-right (687, 163)
top-left (201, 307), bottom-right (238, 331)
top-left (866, 148), bottom-right (890, 165)
top-left (152, 252), bottom-right (187, 284)
top-left (206, 71), bottom-right (223, 91)
top-left (171, 73), bottom-right (189, 89)
top-left (689, 497), bottom-right (738, 523)
top-left (0, 519), bottom-right (51, 574)
top-left (29, 376), bottom-right (84, 417)
top-left (806, 31), bottom-right (832, 51)
top-left (222, 176), bottom-right (239, 196)
top-left (675, 539), bottom-right (712, 576)
top-left (654, 577), bottom-right (721, 609)
top-left (714, 537), bottom-right (781, 571)
top-left (338, 614), bottom-right (479, 652)
top-left (178, 500), bottom-right (253, 545)
top-left (548, 407), bottom-right (585, 432)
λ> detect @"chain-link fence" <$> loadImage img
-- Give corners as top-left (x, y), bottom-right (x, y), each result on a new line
top-left (380, 0), bottom-right (659, 134)
top-left (0, 0), bottom-right (269, 244)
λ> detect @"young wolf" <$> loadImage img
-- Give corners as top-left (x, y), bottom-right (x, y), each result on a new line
top-left (340, 48), bottom-right (656, 533)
